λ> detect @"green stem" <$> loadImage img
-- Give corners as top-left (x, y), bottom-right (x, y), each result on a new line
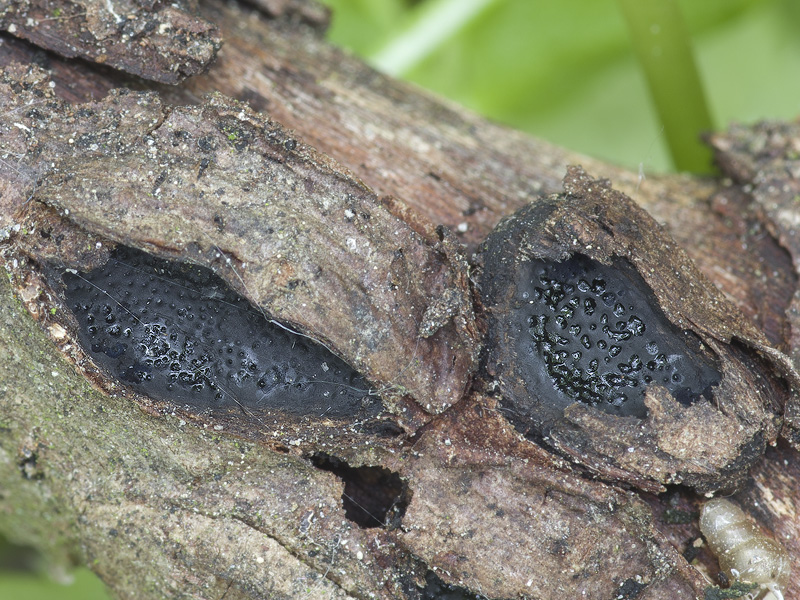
top-left (618, 0), bottom-right (715, 173)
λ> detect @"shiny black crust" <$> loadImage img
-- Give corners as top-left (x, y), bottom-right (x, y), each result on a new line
top-left (63, 246), bottom-right (381, 419)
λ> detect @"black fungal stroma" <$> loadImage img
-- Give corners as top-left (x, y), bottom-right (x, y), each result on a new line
top-left (62, 247), bottom-right (380, 419)
top-left (517, 255), bottom-right (719, 418)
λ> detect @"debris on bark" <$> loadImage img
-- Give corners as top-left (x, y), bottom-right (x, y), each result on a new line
top-left (0, 0), bottom-right (222, 83)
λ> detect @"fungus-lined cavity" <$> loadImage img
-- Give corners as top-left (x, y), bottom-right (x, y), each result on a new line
top-left (481, 171), bottom-right (785, 493)
top-left (512, 254), bottom-right (720, 418)
top-left (62, 246), bottom-right (381, 419)
top-left (406, 571), bottom-right (500, 600)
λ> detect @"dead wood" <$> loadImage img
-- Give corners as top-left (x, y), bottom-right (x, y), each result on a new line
top-left (0, 2), bottom-right (799, 599)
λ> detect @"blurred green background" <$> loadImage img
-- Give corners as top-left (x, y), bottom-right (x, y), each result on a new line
top-left (0, 535), bottom-right (111, 600)
top-left (323, 0), bottom-right (800, 173)
top-left (2, 0), bottom-right (799, 598)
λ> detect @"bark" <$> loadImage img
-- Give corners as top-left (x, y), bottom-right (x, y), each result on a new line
top-left (0, 1), bottom-right (799, 599)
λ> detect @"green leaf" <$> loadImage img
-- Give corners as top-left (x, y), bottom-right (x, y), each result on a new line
top-left (321, 0), bottom-right (800, 173)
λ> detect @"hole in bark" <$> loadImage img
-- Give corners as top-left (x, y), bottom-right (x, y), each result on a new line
top-left (310, 453), bottom-right (409, 529)
top-left (60, 246), bottom-right (382, 419)
top-left (406, 571), bottom-right (503, 600)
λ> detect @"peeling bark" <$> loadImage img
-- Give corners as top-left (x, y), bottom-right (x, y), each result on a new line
top-left (0, 2), bottom-right (799, 600)
top-left (0, 0), bottom-right (221, 83)
top-left (707, 123), bottom-right (800, 446)
top-left (478, 166), bottom-right (795, 494)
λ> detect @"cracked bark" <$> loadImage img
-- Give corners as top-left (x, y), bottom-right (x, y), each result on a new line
top-left (1, 1), bottom-right (799, 599)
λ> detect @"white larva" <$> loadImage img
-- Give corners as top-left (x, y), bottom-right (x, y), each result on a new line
top-left (700, 498), bottom-right (791, 600)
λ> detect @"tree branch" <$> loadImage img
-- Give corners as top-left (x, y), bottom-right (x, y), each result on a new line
top-left (0, 1), bottom-right (798, 599)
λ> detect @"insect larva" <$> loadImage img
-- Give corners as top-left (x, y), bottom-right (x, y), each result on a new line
top-left (700, 498), bottom-right (791, 600)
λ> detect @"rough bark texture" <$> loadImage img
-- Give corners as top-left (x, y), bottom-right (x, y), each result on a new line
top-left (0, 1), bottom-right (799, 599)
top-left (0, 0), bottom-right (222, 83)
top-left (2, 69), bottom-right (478, 422)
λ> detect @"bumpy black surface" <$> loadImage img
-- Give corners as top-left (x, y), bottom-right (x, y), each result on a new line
top-left (409, 571), bottom-right (498, 600)
top-left (514, 255), bottom-right (719, 418)
top-left (63, 247), bottom-right (381, 418)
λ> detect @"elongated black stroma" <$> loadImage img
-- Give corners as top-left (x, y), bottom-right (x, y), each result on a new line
top-left (62, 247), bottom-right (381, 419)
